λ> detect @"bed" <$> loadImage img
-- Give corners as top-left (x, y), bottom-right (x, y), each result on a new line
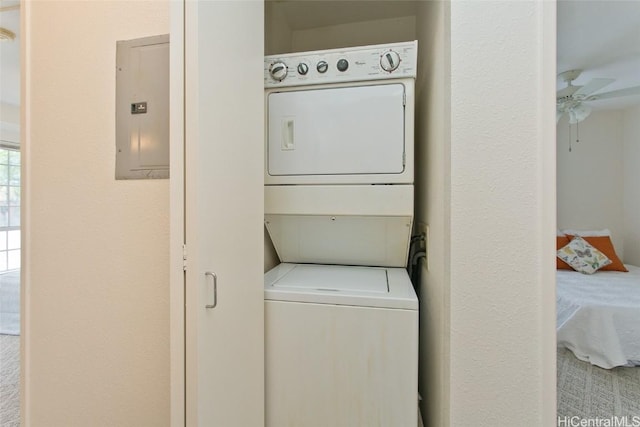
top-left (557, 264), bottom-right (640, 369)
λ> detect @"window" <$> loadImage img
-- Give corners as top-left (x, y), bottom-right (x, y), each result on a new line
top-left (0, 147), bottom-right (20, 271)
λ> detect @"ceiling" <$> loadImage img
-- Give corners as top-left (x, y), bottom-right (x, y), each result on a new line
top-left (557, 0), bottom-right (640, 111)
top-left (1, 1), bottom-right (639, 112)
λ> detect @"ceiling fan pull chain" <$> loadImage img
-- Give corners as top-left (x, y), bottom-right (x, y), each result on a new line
top-left (576, 121), bottom-right (580, 144)
top-left (568, 124), bottom-right (572, 152)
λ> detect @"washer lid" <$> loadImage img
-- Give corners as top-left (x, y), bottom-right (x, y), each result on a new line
top-left (265, 263), bottom-right (418, 310)
top-left (271, 264), bottom-right (389, 293)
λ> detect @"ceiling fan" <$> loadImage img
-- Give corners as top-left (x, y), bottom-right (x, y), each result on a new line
top-left (0, 1), bottom-right (18, 42)
top-left (556, 69), bottom-right (640, 124)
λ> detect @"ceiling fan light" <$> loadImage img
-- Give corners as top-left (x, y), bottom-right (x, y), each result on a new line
top-left (568, 104), bottom-right (591, 124)
top-left (0, 27), bottom-right (16, 41)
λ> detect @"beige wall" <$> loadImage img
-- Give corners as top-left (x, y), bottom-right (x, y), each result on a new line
top-left (557, 107), bottom-right (640, 266)
top-left (19, 1), bottom-right (557, 425)
top-left (449, 1), bottom-right (556, 424)
top-left (291, 15), bottom-right (416, 52)
top-left (23, 1), bottom-right (170, 425)
top-left (623, 106), bottom-right (640, 266)
top-left (264, 1), bottom-right (292, 56)
top-left (557, 111), bottom-right (625, 254)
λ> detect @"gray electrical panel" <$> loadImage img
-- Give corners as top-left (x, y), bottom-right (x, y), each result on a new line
top-left (116, 34), bottom-right (169, 179)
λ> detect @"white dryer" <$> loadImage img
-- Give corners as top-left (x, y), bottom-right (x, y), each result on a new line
top-left (264, 41), bottom-right (419, 427)
top-left (264, 40), bottom-right (417, 267)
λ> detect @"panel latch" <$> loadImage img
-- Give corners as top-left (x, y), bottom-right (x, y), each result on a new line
top-left (131, 102), bottom-right (148, 114)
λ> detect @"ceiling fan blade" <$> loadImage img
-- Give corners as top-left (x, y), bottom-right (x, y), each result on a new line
top-left (556, 109), bottom-right (563, 124)
top-left (587, 85), bottom-right (640, 101)
top-left (573, 78), bottom-right (615, 97)
top-left (557, 85), bottom-right (579, 99)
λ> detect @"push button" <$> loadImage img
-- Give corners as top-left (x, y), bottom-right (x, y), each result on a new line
top-left (337, 59), bottom-right (349, 72)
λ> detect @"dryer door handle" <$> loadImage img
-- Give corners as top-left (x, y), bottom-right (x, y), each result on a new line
top-left (282, 117), bottom-right (295, 150)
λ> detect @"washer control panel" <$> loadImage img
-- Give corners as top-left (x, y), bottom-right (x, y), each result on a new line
top-left (265, 41), bottom-right (417, 88)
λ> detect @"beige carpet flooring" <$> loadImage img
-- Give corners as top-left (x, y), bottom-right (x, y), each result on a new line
top-left (1, 269), bottom-right (20, 426)
top-left (0, 334), bottom-right (19, 426)
top-left (0, 270), bottom-right (19, 336)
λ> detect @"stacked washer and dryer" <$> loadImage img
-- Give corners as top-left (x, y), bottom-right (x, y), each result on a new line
top-left (263, 41), bottom-right (419, 426)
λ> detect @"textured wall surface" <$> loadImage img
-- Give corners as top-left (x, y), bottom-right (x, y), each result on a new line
top-left (23, 1), bottom-right (170, 425)
top-left (449, 1), bottom-right (556, 424)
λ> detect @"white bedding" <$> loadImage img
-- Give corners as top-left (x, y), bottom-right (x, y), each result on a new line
top-left (557, 265), bottom-right (640, 369)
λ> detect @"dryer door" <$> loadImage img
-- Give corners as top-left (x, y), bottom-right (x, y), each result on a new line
top-left (267, 83), bottom-right (405, 180)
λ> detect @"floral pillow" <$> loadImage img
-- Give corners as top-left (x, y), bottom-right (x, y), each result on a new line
top-left (557, 236), bottom-right (612, 274)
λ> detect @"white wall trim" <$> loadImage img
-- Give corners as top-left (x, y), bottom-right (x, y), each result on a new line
top-left (540, 0), bottom-right (558, 422)
top-left (20, 1), bottom-right (31, 424)
top-left (170, 0), bottom-right (185, 425)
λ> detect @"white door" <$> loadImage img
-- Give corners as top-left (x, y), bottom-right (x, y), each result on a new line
top-left (267, 84), bottom-right (406, 177)
top-left (171, 1), bottom-right (264, 426)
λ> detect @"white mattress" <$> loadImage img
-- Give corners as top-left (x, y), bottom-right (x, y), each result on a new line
top-left (557, 264), bottom-right (640, 369)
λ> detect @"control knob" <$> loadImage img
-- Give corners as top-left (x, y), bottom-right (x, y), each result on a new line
top-left (269, 62), bottom-right (288, 81)
top-left (297, 62), bottom-right (309, 75)
top-left (380, 50), bottom-right (401, 72)
top-left (316, 60), bottom-right (328, 74)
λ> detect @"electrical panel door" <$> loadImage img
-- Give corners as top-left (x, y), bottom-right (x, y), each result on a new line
top-left (116, 34), bottom-right (169, 179)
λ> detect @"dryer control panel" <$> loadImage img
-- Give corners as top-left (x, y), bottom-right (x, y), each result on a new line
top-left (264, 41), bottom-right (417, 88)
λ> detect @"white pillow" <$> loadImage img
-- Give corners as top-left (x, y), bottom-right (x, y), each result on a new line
top-left (557, 236), bottom-right (612, 274)
top-left (560, 228), bottom-right (611, 237)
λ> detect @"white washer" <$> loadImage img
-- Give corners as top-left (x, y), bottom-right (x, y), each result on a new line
top-left (264, 263), bottom-right (418, 427)
top-left (264, 41), bottom-right (419, 426)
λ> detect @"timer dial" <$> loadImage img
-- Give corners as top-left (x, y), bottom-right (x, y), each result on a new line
top-left (269, 62), bottom-right (288, 81)
top-left (380, 50), bottom-right (401, 72)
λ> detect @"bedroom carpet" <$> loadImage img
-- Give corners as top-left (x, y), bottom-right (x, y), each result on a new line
top-left (0, 334), bottom-right (19, 426)
top-left (0, 270), bottom-right (20, 336)
top-left (0, 269), bottom-right (20, 426)
top-left (558, 347), bottom-right (640, 417)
